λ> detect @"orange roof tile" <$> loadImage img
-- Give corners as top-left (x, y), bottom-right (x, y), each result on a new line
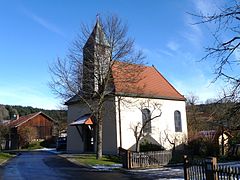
top-left (112, 61), bottom-right (185, 101)
top-left (65, 61), bottom-right (185, 105)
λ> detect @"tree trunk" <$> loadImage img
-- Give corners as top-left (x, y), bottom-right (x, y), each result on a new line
top-left (135, 137), bottom-right (140, 152)
top-left (96, 112), bottom-right (103, 159)
top-left (136, 142), bottom-right (140, 152)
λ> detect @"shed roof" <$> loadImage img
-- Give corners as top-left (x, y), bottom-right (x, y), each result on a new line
top-left (9, 111), bottom-right (55, 128)
top-left (70, 114), bottom-right (94, 126)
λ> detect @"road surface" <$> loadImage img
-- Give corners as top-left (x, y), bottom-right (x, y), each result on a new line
top-left (0, 151), bottom-right (143, 180)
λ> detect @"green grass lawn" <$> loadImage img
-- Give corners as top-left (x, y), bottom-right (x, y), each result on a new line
top-left (73, 154), bottom-right (121, 166)
top-left (0, 152), bottom-right (14, 164)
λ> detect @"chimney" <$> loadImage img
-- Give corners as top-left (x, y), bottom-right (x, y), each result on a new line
top-left (13, 114), bottom-right (19, 120)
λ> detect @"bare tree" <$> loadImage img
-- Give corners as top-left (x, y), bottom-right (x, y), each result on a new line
top-left (130, 99), bottom-right (162, 152)
top-left (49, 15), bottom-right (144, 159)
top-left (18, 126), bottom-right (36, 148)
top-left (163, 130), bottom-right (187, 150)
top-left (190, 2), bottom-right (240, 139)
top-left (0, 123), bottom-right (9, 151)
top-left (186, 93), bottom-right (201, 139)
top-left (186, 93), bottom-right (199, 106)
top-left (192, 1), bottom-right (240, 101)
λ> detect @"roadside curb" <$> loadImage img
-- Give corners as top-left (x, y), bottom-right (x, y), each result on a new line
top-left (57, 154), bottom-right (124, 171)
top-left (0, 155), bottom-right (17, 166)
top-left (57, 154), bottom-right (93, 169)
top-left (0, 159), bottom-right (9, 166)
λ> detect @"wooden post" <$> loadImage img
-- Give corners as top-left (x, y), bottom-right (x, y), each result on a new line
top-left (183, 155), bottom-right (190, 180)
top-left (128, 150), bottom-right (131, 169)
top-left (205, 157), bottom-right (218, 180)
top-left (119, 147), bottom-right (129, 169)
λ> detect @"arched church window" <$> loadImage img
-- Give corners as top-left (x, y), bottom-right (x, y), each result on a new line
top-left (142, 108), bottom-right (151, 133)
top-left (174, 110), bottom-right (182, 132)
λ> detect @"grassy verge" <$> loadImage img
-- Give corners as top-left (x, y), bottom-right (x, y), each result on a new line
top-left (0, 152), bottom-right (14, 164)
top-left (26, 141), bottom-right (43, 150)
top-left (72, 154), bottom-right (121, 166)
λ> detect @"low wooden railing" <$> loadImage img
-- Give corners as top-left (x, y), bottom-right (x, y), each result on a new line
top-left (119, 147), bottom-right (172, 169)
top-left (183, 155), bottom-right (240, 180)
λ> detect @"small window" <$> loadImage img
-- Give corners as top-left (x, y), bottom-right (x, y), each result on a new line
top-left (142, 108), bottom-right (151, 133)
top-left (174, 110), bottom-right (182, 132)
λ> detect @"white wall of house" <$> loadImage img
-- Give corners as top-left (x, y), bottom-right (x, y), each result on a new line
top-left (67, 98), bottom-right (118, 154)
top-left (115, 96), bottom-right (188, 151)
top-left (67, 96), bottom-right (187, 154)
top-left (101, 97), bottom-right (118, 154)
top-left (67, 102), bottom-right (89, 153)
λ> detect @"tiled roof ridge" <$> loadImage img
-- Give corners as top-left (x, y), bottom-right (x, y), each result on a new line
top-left (10, 111), bottom-right (41, 128)
top-left (151, 65), bottom-right (185, 100)
top-left (65, 61), bottom-right (186, 104)
top-left (113, 60), bottom-right (145, 67)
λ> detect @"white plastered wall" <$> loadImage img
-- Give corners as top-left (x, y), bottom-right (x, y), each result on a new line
top-left (115, 96), bottom-right (188, 151)
top-left (67, 98), bottom-right (118, 154)
top-left (67, 102), bottom-right (90, 153)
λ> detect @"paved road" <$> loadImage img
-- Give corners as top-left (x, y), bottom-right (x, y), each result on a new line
top-left (0, 151), bottom-right (143, 180)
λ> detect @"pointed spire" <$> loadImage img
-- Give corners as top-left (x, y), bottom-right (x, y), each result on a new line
top-left (85, 15), bottom-right (110, 47)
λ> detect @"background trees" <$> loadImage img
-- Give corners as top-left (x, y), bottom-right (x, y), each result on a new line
top-left (0, 124), bottom-right (9, 151)
top-left (49, 15), bottom-right (144, 159)
top-left (0, 105), bottom-right (9, 120)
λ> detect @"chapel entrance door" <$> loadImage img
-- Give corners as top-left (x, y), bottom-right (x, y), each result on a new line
top-left (84, 125), bottom-right (95, 152)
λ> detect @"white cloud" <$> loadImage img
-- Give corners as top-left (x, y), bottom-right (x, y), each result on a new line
top-left (141, 47), bottom-right (174, 62)
top-left (194, 0), bottom-right (221, 15)
top-left (183, 0), bottom-right (223, 48)
top-left (20, 6), bottom-right (65, 38)
top-left (182, 15), bottom-right (203, 48)
top-left (157, 49), bottom-right (174, 57)
top-left (167, 41), bottom-right (179, 51)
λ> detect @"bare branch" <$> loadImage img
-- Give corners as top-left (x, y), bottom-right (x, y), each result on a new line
top-left (192, 1), bottom-right (240, 102)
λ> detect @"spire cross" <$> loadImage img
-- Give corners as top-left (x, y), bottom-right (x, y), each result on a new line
top-left (96, 13), bottom-right (100, 22)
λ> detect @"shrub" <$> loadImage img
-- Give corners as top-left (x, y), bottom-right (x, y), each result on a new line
top-left (140, 140), bottom-right (165, 152)
top-left (188, 137), bottom-right (219, 157)
top-left (22, 141), bottom-right (43, 150)
top-left (40, 137), bottom-right (56, 148)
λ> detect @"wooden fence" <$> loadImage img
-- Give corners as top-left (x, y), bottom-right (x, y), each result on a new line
top-left (119, 148), bottom-right (172, 169)
top-left (184, 155), bottom-right (240, 180)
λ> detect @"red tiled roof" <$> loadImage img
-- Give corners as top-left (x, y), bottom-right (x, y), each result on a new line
top-left (9, 112), bottom-right (54, 128)
top-left (65, 61), bottom-right (185, 105)
top-left (112, 61), bottom-right (185, 101)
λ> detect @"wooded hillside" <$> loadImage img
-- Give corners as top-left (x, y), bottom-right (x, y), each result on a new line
top-left (187, 102), bottom-right (240, 136)
top-left (0, 104), bottom-right (67, 124)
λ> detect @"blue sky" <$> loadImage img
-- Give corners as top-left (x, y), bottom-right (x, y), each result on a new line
top-left (0, 0), bottom-right (229, 109)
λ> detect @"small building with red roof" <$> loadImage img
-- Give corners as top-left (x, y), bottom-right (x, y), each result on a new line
top-left (66, 20), bottom-right (188, 154)
top-left (8, 111), bottom-right (55, 149)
